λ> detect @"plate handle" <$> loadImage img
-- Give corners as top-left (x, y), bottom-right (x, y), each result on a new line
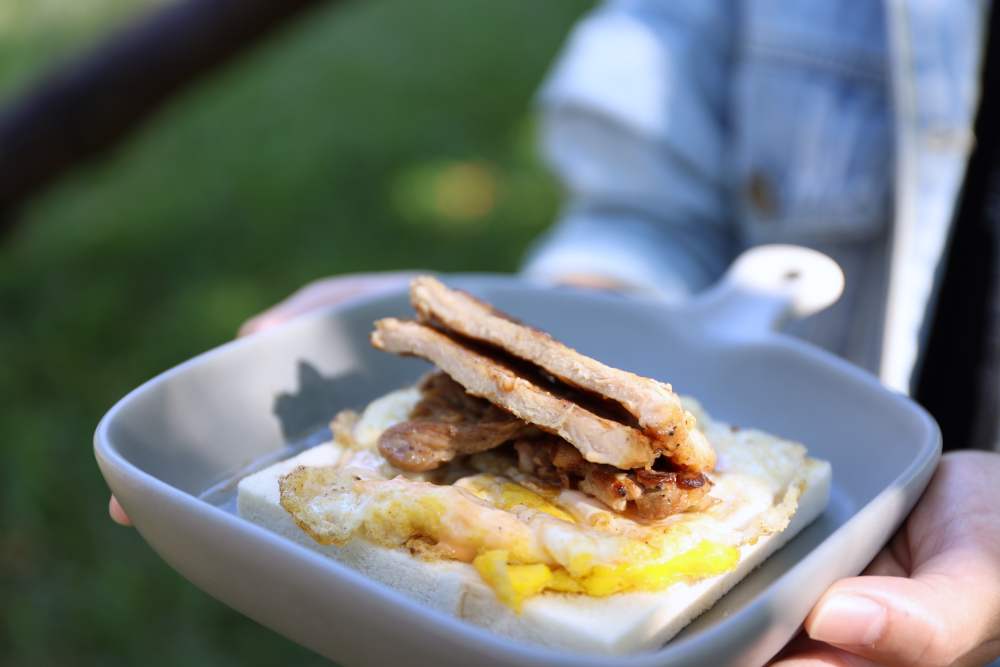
top-left (687, 244), bottom-right (845, 340)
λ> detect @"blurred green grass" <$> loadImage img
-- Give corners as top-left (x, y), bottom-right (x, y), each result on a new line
top-left (0, 1), bottom-right (590, 664)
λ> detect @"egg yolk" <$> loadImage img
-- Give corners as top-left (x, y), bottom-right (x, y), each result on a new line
top-left (458, 475), bottom-right (576, 523)
top-left (497, 482), bottom-right (576, 523)
top-left (474, 541), bottom-right (739, 612)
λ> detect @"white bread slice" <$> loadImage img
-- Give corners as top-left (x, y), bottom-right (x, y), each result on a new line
top-left (237, 443), bottom-right (831, 655)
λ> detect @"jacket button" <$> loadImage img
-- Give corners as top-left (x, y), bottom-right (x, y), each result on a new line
top-left (747, 171), bottom-right (778, 219)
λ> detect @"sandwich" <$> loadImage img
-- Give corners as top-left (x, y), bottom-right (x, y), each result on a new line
top-left (237, 276), bottom-right (831, 654)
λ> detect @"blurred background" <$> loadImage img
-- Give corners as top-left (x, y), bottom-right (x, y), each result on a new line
top-left (0, 0), bottom-right (592, 663)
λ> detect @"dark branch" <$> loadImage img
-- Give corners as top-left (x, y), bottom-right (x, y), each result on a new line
top-left (0, 0), bottom-right (334, 230)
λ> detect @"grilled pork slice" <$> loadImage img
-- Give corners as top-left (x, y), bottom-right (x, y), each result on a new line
top-left (371, 318), bottom-right (659, 470)
top-left (378, 372), bottom-right (539, 472)
top-left (410, 276), bottom-right (715, 472)
top-left (512, 439), bottom-right (711, 520)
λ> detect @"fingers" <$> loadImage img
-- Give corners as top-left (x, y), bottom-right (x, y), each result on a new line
top-left (552, 273), bottom-right (632, 293)
top-left (109, 495), bottom-right (132, 526)
top-left (795, 451), bottom-right (1000, 666)
top-left (858, 537), bottom-right (907, 578)
top-left (770, 654), bottom-right (873, 667)
top-left (771, 636), bottom-right (879, 666)
top-left (804, 573), bottom-right (1000, 667)
top-left (238, 272), bottom-right (415, 337)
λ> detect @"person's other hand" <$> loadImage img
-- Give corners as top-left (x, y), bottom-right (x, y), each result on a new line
top-left (236, 272), bottom-right (416, 337)
top-left (549, 272), bottom-right (631, 293)
top-left (107, 271), bottom-right (415, 527)
top-left (773, 450), bottom-right (1000, 667)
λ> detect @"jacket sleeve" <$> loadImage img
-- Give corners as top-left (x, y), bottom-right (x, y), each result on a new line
top-left (522, 0), bottom-right (738, 301)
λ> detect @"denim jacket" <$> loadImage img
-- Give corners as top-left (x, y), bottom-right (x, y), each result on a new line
top-left (523, 0), bottom-right (989, 392)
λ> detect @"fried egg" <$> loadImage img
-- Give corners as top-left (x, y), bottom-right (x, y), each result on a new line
top-left (260, 389), bottom-right (826, 612)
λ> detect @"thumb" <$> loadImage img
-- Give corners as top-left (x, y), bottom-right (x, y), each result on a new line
top-left (804, 573), bottom-right (1000, 667)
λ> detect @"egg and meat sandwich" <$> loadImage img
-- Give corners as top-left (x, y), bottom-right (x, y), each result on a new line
top-left (237, 277), bottom-right (831, 654)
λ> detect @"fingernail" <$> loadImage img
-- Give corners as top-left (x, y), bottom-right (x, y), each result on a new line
top-left (808, 594), bottom-right (886, 647)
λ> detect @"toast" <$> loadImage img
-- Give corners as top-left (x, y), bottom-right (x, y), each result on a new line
top-left (238, 389), bottom-right (831, 654)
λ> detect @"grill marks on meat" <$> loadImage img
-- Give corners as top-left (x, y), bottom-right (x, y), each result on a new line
top-left (378, 373), bottom-right (538, 472)
top-left (372, 318), bottom-right (659, 470)
top-left (410, 276), bottom-right (715, 472)
top-left (513, 439), bottom-right (711, 520)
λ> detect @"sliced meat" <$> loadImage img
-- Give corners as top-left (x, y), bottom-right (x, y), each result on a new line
top-left (379, 420), bottom-right (530, 472)
top-left (513, 439), bottom-right (711, 520)
top-left (371, 318), bottom-right (659, 469)
top-left (410, 371), bottom-right (524, 424)
top-left (578, 467), bottom-right (644, 513)
top-left (631, 468), bottom-right (711, 520)
top-left (410, 371), bottom-right (492, 421)
top-left (378, 373), bottom-right (538, 472)
top-left (409, 276), bottom-right (715, 472)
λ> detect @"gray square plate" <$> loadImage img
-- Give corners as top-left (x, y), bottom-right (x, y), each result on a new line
top-left (95, 246), bottom-right (940, 666)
